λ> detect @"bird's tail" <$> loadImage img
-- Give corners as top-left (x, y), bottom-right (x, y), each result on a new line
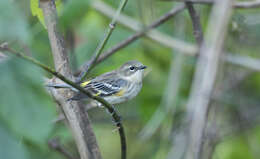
top-left (46, 83), bottom-right (73, 89)
top-left (47, 83), bottom-right (100, 110)
top-left (46, 82), bottom-right (80, 92)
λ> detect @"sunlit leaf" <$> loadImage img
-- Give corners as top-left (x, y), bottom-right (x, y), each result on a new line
top-left (30, 0), bottom-right (45, 27)
top-left (30, 0), bottom-right (63, 28)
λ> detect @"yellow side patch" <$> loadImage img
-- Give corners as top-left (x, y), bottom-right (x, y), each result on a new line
top-left (94, 91), bottom-right (101, 96)
top-left (115, 89), bottom-right (125, 96)
top-left (80, 80), bottom-right (91, 87)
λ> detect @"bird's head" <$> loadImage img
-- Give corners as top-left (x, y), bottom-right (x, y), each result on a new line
top-left (118, 60), bottom-right (147, 82)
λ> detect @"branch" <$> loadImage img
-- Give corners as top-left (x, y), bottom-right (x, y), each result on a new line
top-left (235, 0), bottom-right (260, 8)
top-left (185, 2), bottom-right (204, 45)
top-left (171, 0), bottom-right (260, 8)
top-left (97, 4), bottom-right (191, 60)
top-left (39, 1), bottom-right (102, 159)
top-left (78, 3), bottom-right (190, 71)
top-left (77, 0), bottom-right (129, 81)
top-left (213, 95), bottom-right (260, 141)
top-left (139, 16), bottom-right (187, 140)
top-left (93, 1), bottom-right (195, 54)
top-left (223, 54), bottom-right (260, 71)
top-left (0, 43), bottom-right (127, 159)
top-left (48, 137), bottom-right (78, 159)
top-left (184, 0), bottom-right (234, 159)
top-left (199, 64), bottom-right (254, 159)
top-left (91, 1), bottom-right (260, 73)
top-left (140, 50), bottom-right (186, 140)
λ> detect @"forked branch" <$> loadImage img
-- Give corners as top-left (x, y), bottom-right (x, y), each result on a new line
top-left (0, 43), bottom-right (127, 159)
top-left (78, 0), bottom-right (129, 81)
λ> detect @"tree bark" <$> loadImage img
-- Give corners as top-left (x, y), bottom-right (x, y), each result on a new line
top-left (39, 1), bottom-right (102, 159)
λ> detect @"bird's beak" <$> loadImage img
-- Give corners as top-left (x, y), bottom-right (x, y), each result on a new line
top-left (139, 65), bottom-right (147, 70)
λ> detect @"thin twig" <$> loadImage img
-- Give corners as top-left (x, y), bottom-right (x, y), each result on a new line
top-left (91, 1), bottom-right (260, 73)
top-left (77, 0), bottom-right (129, 81)
top-left (223, 54), bottom-right (260, 71)
top-left (48, 138), bottom-right (78, 159)
top-left (185, 0), bottom-right (234, 159)
top-left (139, 15), bottom-right (187, 140)
top-left (97, 4), bottom-right (188, 61)
top-left (171, 0), bottom-right (260, 8)
top-left (235, 0), bottom-right (260, 8)
top-left (78, 4), bottom-right (187, 72)
top-left (92, 0), bottom-right (195, 54)
top-left (185, 2), bottom-right (204, 45)
top-left (0, 43), bottom-right (127, 159)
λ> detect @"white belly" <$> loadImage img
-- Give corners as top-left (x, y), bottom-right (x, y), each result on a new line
top-left (104, 82), bottom-right (142, 105)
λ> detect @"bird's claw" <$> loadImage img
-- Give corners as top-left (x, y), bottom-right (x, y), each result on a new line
top-left (104, 105), bottom-right (122, 125)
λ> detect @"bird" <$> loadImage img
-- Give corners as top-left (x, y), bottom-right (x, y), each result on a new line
top-left (47, 60), bottom-right (147, 107)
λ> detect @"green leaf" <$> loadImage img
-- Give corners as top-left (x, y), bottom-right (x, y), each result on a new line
top-left (0, 0), bottom-right (29, 42)
top-left (0, 125), bottom-right (29, 159)
top-left (30, 0), bottom-right (45, 28)
top-left (30, 0), bottom-right (63, 28)
top-left (0, 58), bottom-right (56, 144)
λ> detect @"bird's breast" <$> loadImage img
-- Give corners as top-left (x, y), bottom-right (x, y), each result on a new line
top-left (104, 82), bottom-right (142, 105)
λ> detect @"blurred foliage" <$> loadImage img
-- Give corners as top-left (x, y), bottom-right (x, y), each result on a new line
top-left (0, 58), bottom-right (57, 158)
top-left (0, 0), bottom-right (30, 43)
top-left (59, 0), bottom-right (90, 29)
top-left (1, 0), bottom-right (260, 159)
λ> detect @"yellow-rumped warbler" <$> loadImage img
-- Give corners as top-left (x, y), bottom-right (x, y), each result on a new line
top-left (48, 60), bottom-right (147, 105)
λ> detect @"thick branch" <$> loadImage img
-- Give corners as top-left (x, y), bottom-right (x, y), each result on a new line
top-left (39, 1), bottom-right (102, 159)
top-left (185, 0), bottom-right (234, 159)
top-left (39, 1), bottom-right (129, 156)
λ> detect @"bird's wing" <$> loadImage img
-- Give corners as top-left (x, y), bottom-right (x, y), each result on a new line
top-left (80, 72), bottom-right (127, 97)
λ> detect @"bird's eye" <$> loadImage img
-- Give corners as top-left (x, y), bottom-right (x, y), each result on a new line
top-left (129, 66), bottom-right (135, 71)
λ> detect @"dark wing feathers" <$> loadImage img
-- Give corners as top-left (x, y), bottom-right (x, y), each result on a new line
top-left (69, 72), bottom-right (127, 101)
top-left (84, 79), bottom-right (127, 97)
